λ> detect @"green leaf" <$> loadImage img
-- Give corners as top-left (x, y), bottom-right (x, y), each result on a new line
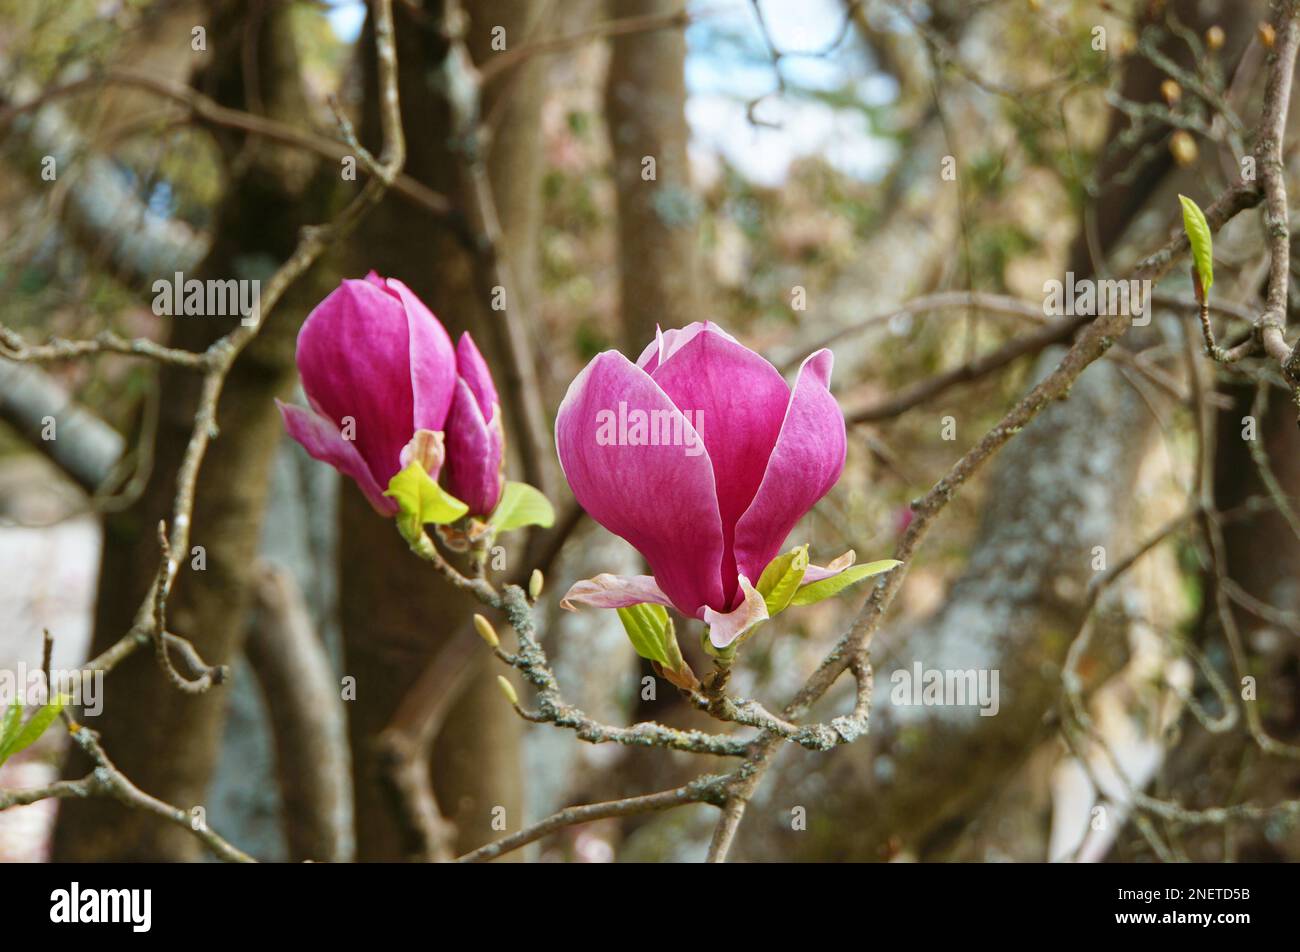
top-left (789, 560), bottom-right (902, 607)
top-left (0, 695), bottom-right (66, 767)
top-left (755, 545), bottom-right (809, 616)
top-left (1178, 194), bottom-right (1214, 296)
top-left (384, 462), bottom-right (469, 543)
top-left (616, 603), bottom-right (683, 671)
top-left (487, 481), bottom-right (555, 533)
top-left (616, 604), bottom-right (696, 691)
top-left (0, 699), bottom-right (22, 750)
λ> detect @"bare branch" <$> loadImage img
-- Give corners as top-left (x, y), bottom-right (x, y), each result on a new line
top-left (457, 776), bottom-right (726, 863)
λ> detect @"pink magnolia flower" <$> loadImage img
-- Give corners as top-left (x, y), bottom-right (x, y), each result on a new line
top-left (556, 322), bottom-right (847, 647)
top-left (277, 273), bottom-right (457, 515)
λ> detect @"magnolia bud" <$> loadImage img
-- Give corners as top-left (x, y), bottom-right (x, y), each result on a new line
top-left (1160, 80), bottom-right (1181, 105)
top-left (1205, 25), bottom-right (1225, 51)
top-left (528, 569), bottom-right (544, 601)
top-left (1259, 22), bottom-right (1276, 49)
top-left (279, 274), bottom-right (460, 518)
top-left (496, 675), bottom-right (519, 706)
top-left (1170, 130), bottom-right (1198, 167)
top-left (473, 613), bottom-right (500, 648)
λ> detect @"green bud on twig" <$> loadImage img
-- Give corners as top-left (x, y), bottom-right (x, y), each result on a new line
top-left (474, 613), bottom-right (500, 648)
top-left (496, 675), bottom-right (519, 706)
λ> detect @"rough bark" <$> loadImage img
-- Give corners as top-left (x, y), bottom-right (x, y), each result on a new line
top-left (52, 0), bottom-right (331, 861)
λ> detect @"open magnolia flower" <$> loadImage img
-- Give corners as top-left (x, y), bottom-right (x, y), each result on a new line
top-left (557, 322), bottom-right (894, 654)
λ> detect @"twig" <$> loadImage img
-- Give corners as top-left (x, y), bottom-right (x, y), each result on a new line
top-left (1, 643), bottom-right (253, 863)
top-left (65, 720), bottom-right (255, 863)
top-left (456, 776), bottom-right (727, 863)
top-left (0, 325), bottom-right (209, 369)
top-left (376, 503), bottom-right (586, 861)
top-left (1255, 5), bottom-right (1300, 381)
top-left (0, 67), bottom-right (449, 222)
top-left (845, 313), bottom-right (1088, 423)
top-left (780, 290), bottom-right (1049, 373)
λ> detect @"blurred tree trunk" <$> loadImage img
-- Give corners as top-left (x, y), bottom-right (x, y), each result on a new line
top-left (340, 0), bottom-right (546, 860)
top-left (53, 0), bottom-right (332, 861)
top-left (604, 0), bottom-right (700, 349)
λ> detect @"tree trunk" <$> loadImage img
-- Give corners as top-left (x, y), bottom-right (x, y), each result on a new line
top-left (53, 0), bottom-right (331, 861)
top-left (604, 0), bottom-right (700, 349)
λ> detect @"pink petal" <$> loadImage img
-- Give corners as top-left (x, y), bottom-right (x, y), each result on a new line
top-left (296, 279), bottom-right (419, 489)
top-left (732, 349), bottom-right (847, 585)
top-left (635, 321), bottom-right (741, 373)
top-left (703, 575), bottom-right (768, 648)
top-left (384, 277), bottom-right (456, 433)
top-left (647, 324), bottom-right (790, 606)
top-left (443, 377), bottom-right (504, 515)
top-left (555, 350), bottom-right (727, 618)
top-left (559, 574), bottom-right (674, 611)
top-left (456, 332), bottom-right (498, 420)
top-left (802, 550), bottom-right (856, 583)
top-left (278, 400), bottom-right (396, 515)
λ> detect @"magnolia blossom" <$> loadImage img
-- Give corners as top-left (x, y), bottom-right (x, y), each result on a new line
top-left (279, 273), bottom-right (500, 516)
top-left (556, 322), bottom-right (848, 647)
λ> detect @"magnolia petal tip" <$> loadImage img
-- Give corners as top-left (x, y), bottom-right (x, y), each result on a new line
top-left (703, 575), bottom-right (769, 649)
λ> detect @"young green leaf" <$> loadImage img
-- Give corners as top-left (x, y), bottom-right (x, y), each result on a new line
top-left (755, 545), bottom-right (809, 616)
top-left (789, 559), bottom-right (902, 607)
top-left (0, 695), bottom-right (66, 767)
top-left (616, 604), bottom-right (697, 689)
top-left (1178, 194), bottom-right (1214, 296)
top-left (616, 603), bottom-right (677, 668)
top-left (384, 461), bottom-right (469, 544)
top-left (487, 481), bottom-right (555, 533)
top-left (0, 699), bottom-right (22, 751)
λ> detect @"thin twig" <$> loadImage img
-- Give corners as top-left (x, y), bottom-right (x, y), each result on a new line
top-left (457, 776), bottom-right (727, 863)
